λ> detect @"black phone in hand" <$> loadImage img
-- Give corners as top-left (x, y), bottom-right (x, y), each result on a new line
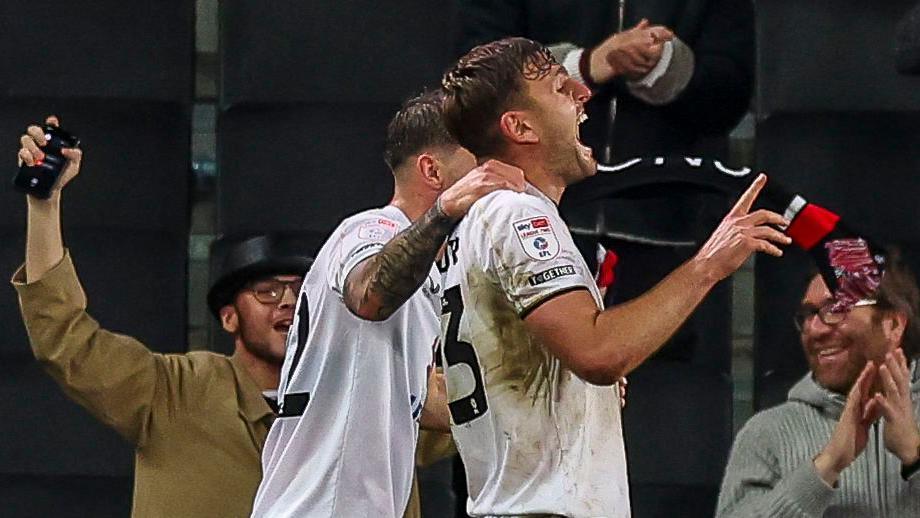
top-left (13, 124), bottom-right (80, 199)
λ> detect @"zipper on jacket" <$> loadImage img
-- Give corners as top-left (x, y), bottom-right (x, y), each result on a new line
top-left (874, 422), bottom-right (887, 517)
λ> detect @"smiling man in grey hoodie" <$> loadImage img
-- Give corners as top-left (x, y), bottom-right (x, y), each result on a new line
top-left (717, 251), bottom-right (920, 517)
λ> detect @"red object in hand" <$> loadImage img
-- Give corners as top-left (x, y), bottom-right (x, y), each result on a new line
top-left (786, 203), bottom-right (841, 251)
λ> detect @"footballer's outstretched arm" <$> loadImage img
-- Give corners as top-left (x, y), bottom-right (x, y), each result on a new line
top-left (525, 175), bottom-right (791, 385)
top-left (344, 160), bottom-right (524, 321)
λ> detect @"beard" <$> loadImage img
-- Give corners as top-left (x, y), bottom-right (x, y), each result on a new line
top-left (809, 348), bottom-right (867, 394)
top-left (806, 326), bottom-right (887, 394)
top-left (798, 284), bottom-right (895, 395)
top-left (546, 138), bottom-right (596, 186)
top-left (238, 318), bottom-right (287, 366)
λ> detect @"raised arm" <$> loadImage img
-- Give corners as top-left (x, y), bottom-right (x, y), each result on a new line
top-left (14, 117), bottom-right (160, 446)
top-left (344, 160), bottom-right (524, 321)
top-left (525, 174), bottom-right (790, 384)
top-left (657, 0), bottom-right (755, 135)
top-left (20, 116), bottom-right (80, 282)
top-left (717, 364), bottom-right (882, 517)
top-left (343, 201), bottom-right (456, 321)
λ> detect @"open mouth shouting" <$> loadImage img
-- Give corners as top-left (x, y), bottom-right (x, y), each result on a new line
top-left (575, 110), bottom-right (594, 162)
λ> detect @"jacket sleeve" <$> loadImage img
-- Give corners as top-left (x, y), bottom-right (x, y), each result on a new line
top-left (456, 0), bottom-right (528, 56)
top-left (12, 250), bottom-right (163, 447)
top-left (906, 398), bottom-right (920, 487)
top-left (716, 414), bottom-right (836, 518)
top-left (658, 0), bottom-right (755, 136)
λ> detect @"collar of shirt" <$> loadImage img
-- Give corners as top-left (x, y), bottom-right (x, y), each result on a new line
top-left (229, 352), bottom-right (276, 423)
top-left (524, 182), bottom-right (559, 207)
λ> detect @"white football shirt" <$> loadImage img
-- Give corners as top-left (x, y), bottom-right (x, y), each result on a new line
top-left (439, 184), bottom-right (630, 518)
top-left (251, 205), bottom-right (441, 518)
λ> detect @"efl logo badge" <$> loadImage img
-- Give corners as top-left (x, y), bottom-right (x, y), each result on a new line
top-left (358, 218), bottom-right (398, 241)
top-left (513, 215), bottom-right (559, 260)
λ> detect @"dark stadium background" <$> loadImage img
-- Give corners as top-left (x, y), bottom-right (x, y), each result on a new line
top-left (1, 1), bottom-right (919, 516)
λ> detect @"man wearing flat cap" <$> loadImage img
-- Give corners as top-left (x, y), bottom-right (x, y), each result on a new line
top-left (12, 117), bottom-right (318, 518)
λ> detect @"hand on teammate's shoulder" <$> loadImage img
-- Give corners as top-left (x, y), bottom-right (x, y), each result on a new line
top-left (439, 159), bottom-right (525, 220)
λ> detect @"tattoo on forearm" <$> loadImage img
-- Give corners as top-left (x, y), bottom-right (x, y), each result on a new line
top-left (348, 203), bottom-right (455, 319)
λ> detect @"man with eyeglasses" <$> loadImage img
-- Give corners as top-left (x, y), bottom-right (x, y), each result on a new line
top-left (717, 250), bottom-right (920, 517)
top-left (13, 116), bottom-right (319, 517)
top-left (207, 233), bottom-right (316, 384)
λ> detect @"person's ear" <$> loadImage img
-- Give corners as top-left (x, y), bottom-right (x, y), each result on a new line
top-left (881, 310), bottom-right (908, 347)
top-left (499, 111), bottom-right (539, 145)
top-left (416, 152), bottom-right (443, 190)
top-left (219, 305), bottom-right (240, 334)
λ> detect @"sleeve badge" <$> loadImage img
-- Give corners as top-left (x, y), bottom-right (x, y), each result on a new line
top-left (512, 216), bottom-right (560, 261)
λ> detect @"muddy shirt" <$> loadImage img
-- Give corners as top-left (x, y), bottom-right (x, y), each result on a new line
top-left (439, 184), bottom-right (630, 518)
